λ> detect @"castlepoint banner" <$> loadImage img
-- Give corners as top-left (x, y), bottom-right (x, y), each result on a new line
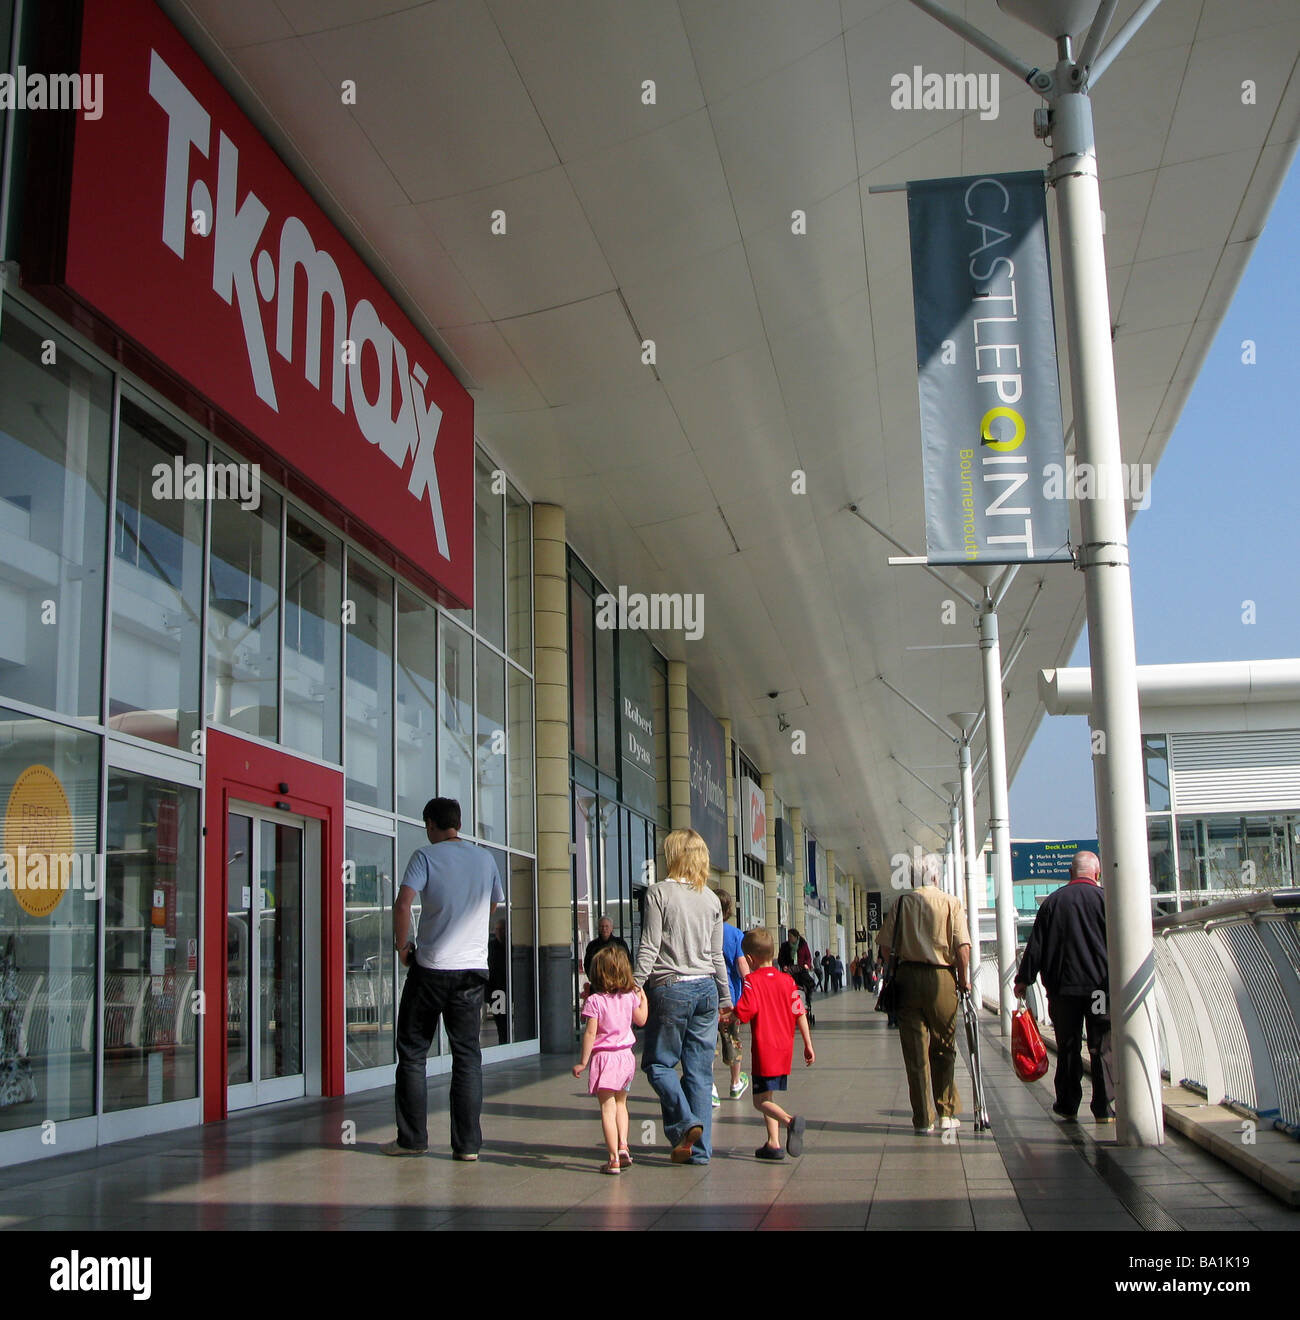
top-left (907, 172), bottom-right (1070, 566)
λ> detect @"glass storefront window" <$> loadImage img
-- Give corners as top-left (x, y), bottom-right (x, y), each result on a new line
top-left (652, 655), bottom-right (669, 830)
top-left (396, 590), bottom-right (438, 820)
top-left (0, 710), bottom-right (99, 1133)
top-left (475, 453), bottom-right (505, 652)
top-left (484, 848), bottom-right (509, 1048)
top-left (345, 828), bottom-right (395, 1071)
top-left (510, 854), bottom-right (536, 1043)
top-left (110, 396), bottom-right (204, 751)
top-left (104, 770), bottom-right (199, 1111)
top-left (621, 809), bottom-right (645, 939)
top-left (508, 665), bottom-right (534, 852)
top-left (572, 786), bottom-right (598, 1012)
top-left (283, 512), bottom-right (342, 763)
top-left (1147, 815), bottom-right (1176, 894)
top-left (595, 615), bottom-right (616, 774)
top-left (1143, 735), bottom-right (1170, 812)
top-left (438, 618), bottom-right (474, 820)
top-left (506, 482), bottom-right (531, 667)
top-left (0, 288), bottom-right (540, 1140)
top-left (570, 578), bottom-right (595, 764)
top-left (207, 474), bottom-right (281, 740)
top-left (741, 876), bottom-right (763, 932)
top-left (345, 554), bottom-right (393, 809)
top-left (0, 305), bottom-right (111, 721)
top-left (1175, 812), bottom-right (1296, 895)
top-left (476, 644), bottom-right (506, 843)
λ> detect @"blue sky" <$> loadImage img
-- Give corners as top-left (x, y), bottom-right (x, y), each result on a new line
top-left (1009, 155), bottom-right (1300, 840)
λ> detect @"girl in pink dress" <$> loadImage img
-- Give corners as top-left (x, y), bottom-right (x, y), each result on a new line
top-left (573, 944), bottom-right (648, 1174)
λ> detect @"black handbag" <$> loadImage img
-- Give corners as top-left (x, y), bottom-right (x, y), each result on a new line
top-left (873, 893), bottom-right (912, 1015)
top-left (873, 957), bottom-right (899, 1015)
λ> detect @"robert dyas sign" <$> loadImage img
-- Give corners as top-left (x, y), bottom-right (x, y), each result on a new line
top-left (25, 0), bottom-right (474, 606)
top-left (906, 172), bottom-right (1070, 566)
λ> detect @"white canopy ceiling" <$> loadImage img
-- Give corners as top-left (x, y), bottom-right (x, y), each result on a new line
top-left (161, 0), bottom-right (1300, 885)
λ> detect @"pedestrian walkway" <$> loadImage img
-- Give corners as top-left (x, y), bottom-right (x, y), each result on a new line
top-left (2, 990), bottom-right (1294, 1231)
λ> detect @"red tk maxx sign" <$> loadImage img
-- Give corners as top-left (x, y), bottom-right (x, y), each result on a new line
top-left (57, 0), bottom-right (474, 605)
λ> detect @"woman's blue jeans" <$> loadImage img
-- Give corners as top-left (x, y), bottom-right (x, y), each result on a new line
top-left (642, 979), bottom-right (719, 1162)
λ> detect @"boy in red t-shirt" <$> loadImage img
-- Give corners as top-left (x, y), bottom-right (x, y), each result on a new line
top-left (730, 927), bottom-right (815, 1160)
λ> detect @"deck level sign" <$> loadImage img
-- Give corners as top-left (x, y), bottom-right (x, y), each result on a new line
top-left (907, 172), bottom-right (1070, 566)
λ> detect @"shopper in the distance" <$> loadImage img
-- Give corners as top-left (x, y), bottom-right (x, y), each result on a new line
top-left (583, 914), bottom-right (630, 982)
top-left (716, 886), bottom-right (751, 1101)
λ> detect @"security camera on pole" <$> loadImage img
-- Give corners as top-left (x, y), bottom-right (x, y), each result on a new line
top-left (904, 0), bottom-right (1165, 1146)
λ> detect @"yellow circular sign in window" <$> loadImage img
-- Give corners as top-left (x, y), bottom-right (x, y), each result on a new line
top-left (4, 765), bottom-right (75, 919)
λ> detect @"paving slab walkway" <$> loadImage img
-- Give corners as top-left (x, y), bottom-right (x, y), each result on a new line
top-left (3, 989), bottom-right (1295, 1231)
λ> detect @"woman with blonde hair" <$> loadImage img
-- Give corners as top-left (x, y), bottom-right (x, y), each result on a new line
top-left (633, 827), bottom-right (732, 1165)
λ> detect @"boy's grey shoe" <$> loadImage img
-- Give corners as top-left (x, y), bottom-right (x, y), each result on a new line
top-left (786, 1114), bottom-right (806, 1157)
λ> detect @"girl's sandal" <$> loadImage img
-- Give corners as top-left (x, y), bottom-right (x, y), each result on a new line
top-left (618, 1147), bottom-right (633, 1168)
top-left (601, 1157), bottom-right (621, 1175)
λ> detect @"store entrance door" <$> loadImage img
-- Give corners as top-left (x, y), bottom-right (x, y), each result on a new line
top-left (225, 805), bottom-right (317, 1110)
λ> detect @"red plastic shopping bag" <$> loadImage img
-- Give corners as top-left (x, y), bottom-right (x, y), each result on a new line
top-left (1011, 1004), bottom-right (1049, 1083)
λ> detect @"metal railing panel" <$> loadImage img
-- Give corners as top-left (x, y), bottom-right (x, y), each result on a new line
top-left (1172, 928), bottom-right (1256, 1108)
top-left (1154, 938), bottom-right (1208, 1093)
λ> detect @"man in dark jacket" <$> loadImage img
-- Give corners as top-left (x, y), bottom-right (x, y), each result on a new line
top-left (583, 915), bottom-right (630, 981)
top-left (1015, 851), bottom-right (1113, 1124)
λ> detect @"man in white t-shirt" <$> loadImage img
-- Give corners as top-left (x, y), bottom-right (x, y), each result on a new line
top-left (381, 797), bottom-right (504, 1160)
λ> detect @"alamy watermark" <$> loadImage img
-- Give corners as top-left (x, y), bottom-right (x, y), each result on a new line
top-left (891, 66), bottom-right (999, 121)
top-left (0, 68), bottom-right (103, 119)
top-left (49, 1253), bottom-right (151, 1301)
top-left (595, 587), bottom-right (704, 641)
top-left (0, 849), bottom-right (104, 901)
top-left (151, 458), bottom-right (262, 511)
top-left (1043, 457), bottom-right (1151, 509)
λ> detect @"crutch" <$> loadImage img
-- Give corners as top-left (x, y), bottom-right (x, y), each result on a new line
top-left (960, 990), bottom-right (992, 1132)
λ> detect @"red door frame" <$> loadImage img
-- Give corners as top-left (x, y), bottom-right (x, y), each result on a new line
top-left (202, 729), bottom-right (345, 1122)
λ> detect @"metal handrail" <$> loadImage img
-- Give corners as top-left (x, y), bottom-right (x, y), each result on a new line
top-left (1153, 890), bottom-right (1300, 932)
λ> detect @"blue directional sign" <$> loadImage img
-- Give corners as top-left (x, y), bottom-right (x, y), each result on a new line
top-left (1010, 839), bottom-right (1100, 885)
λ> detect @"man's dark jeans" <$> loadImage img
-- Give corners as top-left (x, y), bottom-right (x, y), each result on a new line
top-left (395, 965), bottom-right (486, 1153)
top-left (1048, 992), bottom-right (1112, 1119)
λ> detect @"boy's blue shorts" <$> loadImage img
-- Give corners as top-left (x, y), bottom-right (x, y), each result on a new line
top-left (753, 1074), bottom-right (788, 1094)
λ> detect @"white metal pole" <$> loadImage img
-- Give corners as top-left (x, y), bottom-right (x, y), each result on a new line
top-left (949, 799), bottom-right (962, 900)
top-left (958, 739), bottom-right (983, 996)
top-left (979, 603), bottom-right (1017, 1035)
top-left (1048, 66), bottom-right (1163, 1145)
top-left (943, 782), bottom-right (962, 902)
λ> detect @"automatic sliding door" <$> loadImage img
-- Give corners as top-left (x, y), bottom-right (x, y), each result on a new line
top-left (227, 808), bottom-right (306, 1109)
top-left (259, 820), bottom-right (303, 1083)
